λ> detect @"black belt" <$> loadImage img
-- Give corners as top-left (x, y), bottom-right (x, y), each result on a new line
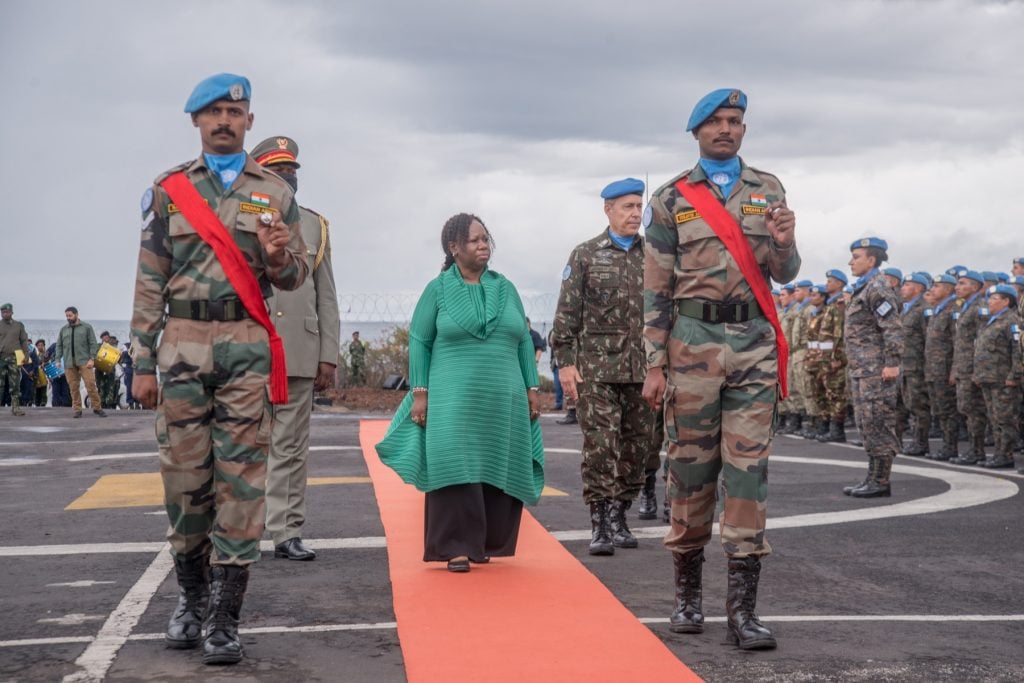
top-left (676, 298), bottom-right (763, 324)
top-left (167, 299), bottom-right (250, 321)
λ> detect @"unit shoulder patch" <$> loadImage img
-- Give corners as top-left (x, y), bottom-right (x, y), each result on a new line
top-left (642, 204), bottom-right (653, 228)
top-left (876, 301), bottom-right (894, 317)
top-left (675, 209), bottom-right (700, 224)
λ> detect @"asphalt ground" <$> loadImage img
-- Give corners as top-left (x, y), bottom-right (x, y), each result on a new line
top-left (1, 408), bottom-right (1023, 682)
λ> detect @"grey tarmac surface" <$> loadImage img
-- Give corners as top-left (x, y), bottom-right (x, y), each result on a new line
top-left (1, 407), bottom-right (1023, 682)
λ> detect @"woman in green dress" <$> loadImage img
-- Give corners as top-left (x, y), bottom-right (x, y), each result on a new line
top-left (375, 213), bottom-right (545, 572)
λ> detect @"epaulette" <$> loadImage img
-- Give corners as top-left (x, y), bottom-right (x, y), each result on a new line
top-left (300, 205), bottom-right (326, 224)
top-left (152, 160), bottom-right (194, 187)
top-left (653, 169), bottom-right (690, 196)
top-left (744, 165), bottom-right (786, 192)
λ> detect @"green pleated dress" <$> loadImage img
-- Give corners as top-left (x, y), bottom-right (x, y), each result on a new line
top-left (375, 266), bottom-right (545, 506)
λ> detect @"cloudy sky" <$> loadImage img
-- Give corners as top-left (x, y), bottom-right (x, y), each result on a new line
top-left (2, 0), bottom-right (1023, 321)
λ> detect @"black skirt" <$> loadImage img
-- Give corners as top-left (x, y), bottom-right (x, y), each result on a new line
top-left (423, 483), bottom-right (523, 562)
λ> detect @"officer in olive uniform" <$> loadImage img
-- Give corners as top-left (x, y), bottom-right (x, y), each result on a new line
top-left (252, 135), bottom-right (341, 562)
top-left (0, 303), bottom-right (31, 415)
top-left (817, 270), bottom-right (849, 442)
top-left (642, 90), bottom-right (799, 650)
top-left (129, 74), bottom-right (308, 666)
top-left (551, 178), bottom-right (660, 557)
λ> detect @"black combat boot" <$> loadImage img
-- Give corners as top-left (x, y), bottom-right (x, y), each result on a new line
top-left (662, 492), bottom-right (670, 523)
top-left (637, 471), bottom-right (658, 520)
top-left (815, 417), bottom-right (830, 440)
top-left (556, 408), bottom-right (577, 425)
top-left (165, 553), bottom-right (209, 649)
top-left (981, 453), bottom-right (1014, 468)
top-left (850, 456), bottom-right (892, 498)
top-left (902, 424), bottom-right (930, 457)
top-left (775, 411), bottom-right (788, 432)
top-left (843, 457), bottom-right (873, 496)
top-left (608, 499), bottom-right (638, 548)
top-left (588, 500), bottom-right (614, 556)
top-left (669, 548), bottom-right (705, 633)
top-left (202, 565), bottom-right (249, 665)
top-left (930, 424), bottom-right (958, 460)
top-left (1015, 454), bottom-right (1024, 475)
top-left (778, 413), bottom-right (795, 435)
top-left (799, 416), bottom-right (816, 439)
top-left (818, 419), bottom-right (846, 443)
top-left (951, 432), bottom-right (983, 465)
top-left (984, 424), bottom-right (995, 447)
top-left (725, 556), bottom-right (777, 650)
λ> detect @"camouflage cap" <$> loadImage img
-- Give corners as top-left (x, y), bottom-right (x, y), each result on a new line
top-left (251, 136), bottom-right (301, 169)
top-left (0, 303), bottom-right (12, 311)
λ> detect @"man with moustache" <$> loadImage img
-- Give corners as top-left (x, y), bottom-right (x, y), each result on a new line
top-left (130, 73), bottom-right (308, 665)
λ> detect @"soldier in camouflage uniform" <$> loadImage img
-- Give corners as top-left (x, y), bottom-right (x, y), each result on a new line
top-left (899, 272), bottom-right (932, 456)
top-left (802, 285), bottom-right (828, 439)
top-left (973, 285), bottom-right (1022, 468)
top-left (642, 90), bottom-right (799, 649)
top-left (948, 269), bottom-right (989, 465)
top-left (842, 238), bottom-right (902, 498)
top-left (817, 270), bottom-right (849, 442)
top-left (787, 280), bottom-right (813, 434)
top-left (923, 274), bottom-right (961, 460)
top-left (551, 178), bottom-right (659, 556)
top-left (0, 303), bottom-right (31, 416)
top-left (130, 74), bottom-right (308, 665)
top-left (348, 331), bottom-right (367, 386)
top-left (777, 282), bottom-right (803, 434)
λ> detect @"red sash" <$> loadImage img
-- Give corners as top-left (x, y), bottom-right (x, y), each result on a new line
top-left (673, 178), bottom-right (790, 398)
top-left (160, 172), bottom-right (289, 404)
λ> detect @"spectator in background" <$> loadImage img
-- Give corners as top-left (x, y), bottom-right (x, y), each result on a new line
top-left (527, 318), bottom-right (546, 364)
top-left (46, 342), bottom-right (71, 407)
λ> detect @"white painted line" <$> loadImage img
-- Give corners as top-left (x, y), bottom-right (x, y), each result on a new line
top-left (38, 614), bottom-right (106, 626)
top-left (309, 446), bottom-right (363, 451)
top-left (0, 536), bottom-right (387, 557)
top-left (0, 457), bottom-right (50, 466)
top-left (61, 547), bottom-right (173, 683)
top-left (0, 636), bottom-right (94, 647)
top-left (68, 452), bottom-right (155, 462)
top-left (640, 614), bottom-right (1024, 624)
top-left (48, 581), bottom-right (117, 588)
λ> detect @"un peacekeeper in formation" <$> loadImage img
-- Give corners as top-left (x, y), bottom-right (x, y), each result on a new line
top-left (776, 282), bottom-right (802, 433)
top-left (816, 270), bottom-right (849, 442)
top-left (0, 303), bottom-right (31, 416)
top-left (899, 272), bottom-right (933, 456)
top-left (923, 274), bottom-right (960, 460)
top-left (551, 177), bottom-right (661, 555)
top-left (642, 89), bottom-right (799, 650)
top-left (948, 269), bottom-right (989, 465)
top-left (802, 285), bottom-right (828, 439)
top-left (252, 135), bottom-right (341, 562)
top-left (973, 284), bottom-right (1022, 468)
top-left (843, 238), bottom-right (902, 498)
top-left (130, 73), bottom-right (308, 665)
top-left (784, 280), bottom-right (813, 433)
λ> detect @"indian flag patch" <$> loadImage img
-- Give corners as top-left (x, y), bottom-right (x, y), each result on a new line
top-left (750, 194), bottom-right (768, 207)
top-left (250, 192), bottom-right (271, 207)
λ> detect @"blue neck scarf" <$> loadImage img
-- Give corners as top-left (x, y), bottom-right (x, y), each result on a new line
top-left (985, 307), bottom-right (1008, 326)
top-left (962, 290), bottom-right (982, 311)
top-left (853, 268), bottom-right (880, 292)
top-left (783, 301), bottom-right (795, 313)
top-left (204, 152), bottom-right (246, 190)
top-left (607, 229), bottom-right (636, 251)
top-left (699, 156), bottom-right (741, 200)
top-left (934, 293), bottom-right (957, 314)
top-left (827, 293), bottom-right (843, 305)
top-left (902, 293), bottom-right (923, 314)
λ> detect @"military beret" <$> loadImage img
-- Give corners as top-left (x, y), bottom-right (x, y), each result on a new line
top-left (1013, 257), bottom-right (1024, 266)
top-left (883, 267), bottom-right (903, 280)
top-left (600, 177), bottom-right (645, 200)
top-left (184, 73), bottom-right (251, 114)
top-left (945, 264), bottom-right (967, 277)
top-left (251, 136), bottom-right (300, 168)
top-left (995, 271), bottom-right (1010, 283)
top-left (842, 285), bottom-right (855, 294)
top-left (771, 288), bottom-right (780, 295)
top-left (850, 237), bottom-right (888, 251)
top-left (955, 269), bottom-right (985, 285)
top-left (0, 303), bottom-right (12, 311)
top-left (781, 283), bottom-right (796, 292)
top-left (686, 88), bottom-right (747, 132)
top-left (903, 272), bottom-right (931, 289)
top-left (1010, 275), bottom-right (1024, 287)
top-left (934, 274), bottom-right (957, 286)
top-left (809, 284), bottom-right (827, 295)
top-left (988, 284), bottom-right (1018, 302)
top-left (795, 279), bottom-right (813, 288)
top-left (825, 269), bottom-right (848, 285)
top-left (981, 271), bottom-right (999, 282)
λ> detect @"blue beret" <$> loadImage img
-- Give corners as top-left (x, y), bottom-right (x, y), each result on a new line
top-left (809, 284), bottom-right (827, 295)
top-left (955, 269), bottom-right (985, 285)
top-left (184, 73), bottom-right (251, 114)
top-left (825, 269), bottom-right (848, 285)
top-left (771, 288), bottom-right (780, 296)
top-left (842, 285), bottom-right (854, 294)
top-left (1009, 275), bottom-right (1024, 286)
top-left (903, 272), bottom-right (931, 289)
top-left (1014, 257), bottom-right (1024, 266)
top-left (981, 271), bottom-right (999, 282)
top-left (883, 267), bottom-right (903, 280)
top-left (600, 177), bottom-right (645, 200)
top-left (934, 274), bottom-right (957, 286)
top-left (781, 282), bottom-right (796, 292)
top-left (795, 279), bottom-right (813, 288)
top-left (686, 88), bottom-right (747, 132)
top-left (850, 237), bottom-right (888, 251)
top-left (988, 284), bottom-right (1018, 301)
top-left (995, 271), bottom-right (1010, 282)
top-left (945, 265), bottom-right (967, 277)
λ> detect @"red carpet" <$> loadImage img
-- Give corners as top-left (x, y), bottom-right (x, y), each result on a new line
top-left (359, 419), bottom-right (702, 682)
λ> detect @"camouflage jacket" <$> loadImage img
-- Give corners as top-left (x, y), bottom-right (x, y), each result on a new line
top-left (844, 270), bottom-right (902, 379)
top-left (780, 302), bottom-right (798, 354)
top-left (923, 293), bottom-right (959, 383)
top-left (817, 299), bottom-right (845, 365)
top-left (805, 305), bottom-right (824, 363)
top-left (130, 154), bottom-right (309, 374)
top-left (950, 291), bottom-right (987, 383)
top-left (972, 309), bottom-right (1023, 385)
top-left (900, 294), bottom-right (928, 374)
top-left (642, 160), bottom-right (801, 369)
top-left (551, 228), bottom-right (646, 383)
top-left (791, 302), bottom-right (812, 354)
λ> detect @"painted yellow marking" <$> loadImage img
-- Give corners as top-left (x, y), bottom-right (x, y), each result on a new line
top-left (68, 474), bottom-right (568, 510)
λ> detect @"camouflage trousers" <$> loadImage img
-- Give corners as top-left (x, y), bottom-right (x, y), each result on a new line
top-left (802, 358), bottom-right (823, 417)
top-left (349, 359), bottom-right (366, 386)
top-left (577, 381), bottom-right (659, 502)
top-left (819, 362), bottom-right (848, 420)
top-left (901, 369), bottom-right (931, 434)
top-left (96, 369), bottom-right (119, 409)
top-left (784, 349), bottom-right (806, 414)
top-left (955, 379), bottom-right (987, 449)
top-left (927, 379), bottom-right (959, 439)
top-left (850, 375), bottom-right (900, 460)
top-left (156, 318), bottom-right (272, 566)
top-left (663, 317), bottom-right (775, 559)
top-left (980, 383), bottom-right (1022, 457)
top-left (0, 357), bottom-right (21, 411)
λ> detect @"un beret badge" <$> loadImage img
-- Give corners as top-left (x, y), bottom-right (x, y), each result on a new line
top-left (728, 90), bottom-right (740, 106)
top-left (860, 238), bottom-right (871, 247)
top-left (229, 83), bottom-right (244, 100)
